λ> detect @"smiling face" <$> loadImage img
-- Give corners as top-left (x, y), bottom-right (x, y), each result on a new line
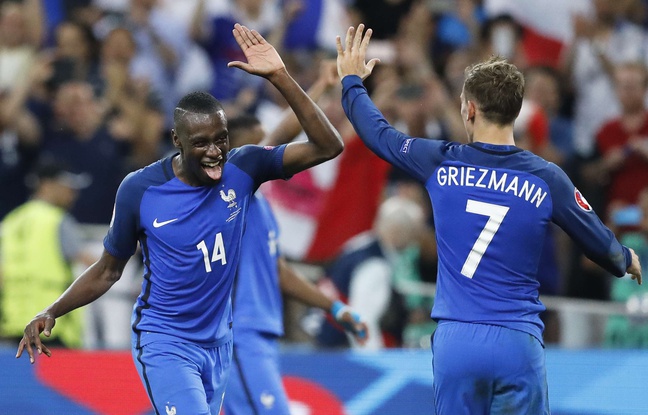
top-left (614, 63), bottom-right (648, 114)
top-left (172, 110), bottom-right (229, 186)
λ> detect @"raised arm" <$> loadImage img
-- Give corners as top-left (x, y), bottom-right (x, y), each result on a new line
top-left (278, 257), bottom-right (367, 344)
top-left (16, 250), bottom-right (129, 363)
top-left (261, 59), bottom-right (339, 147)
top-left (228, 24), bottom-right (343, 176)
top-left (336, 24), bottom-right (446, 183)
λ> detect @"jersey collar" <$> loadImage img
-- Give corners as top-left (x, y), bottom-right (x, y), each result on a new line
top-left (468, 142), bottom-right (523, 155)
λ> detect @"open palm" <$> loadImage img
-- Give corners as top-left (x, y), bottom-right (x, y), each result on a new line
top-left (228, 23), bottom-right (285, 77)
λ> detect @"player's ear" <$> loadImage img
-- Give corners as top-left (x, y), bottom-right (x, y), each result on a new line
top-left (467, 101), bottom-right (476, 123)
top-left (171, 129), bottom-right (182, 149)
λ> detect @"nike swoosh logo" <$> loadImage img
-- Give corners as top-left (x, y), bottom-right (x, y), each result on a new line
top-left (153, 218), bottom-right (178, 228)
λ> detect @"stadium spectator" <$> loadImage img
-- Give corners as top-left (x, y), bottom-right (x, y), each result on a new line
top-left (0, 0), bottom-right (43, 91)
top-left (593, 61), bottom-right (648, 215)
top-left (562, 0), bottom-right (648, 158)
top-left (192, 0), bottom-right (283, 112)
top-left (35, 81), bottom-right (130, 224)
top-left (478, 14), bottom-right (528, 71)
top-left (524, 65), bottom-right (575, 166)
top-left (92, 0), bottom-right (192, 126)
top-left (48, 20), bottom-right (102, 95)
top-left (1, 160), bottom-right (93, 348)
top-left (346, 0), bottom-right (414, 41)
top-left (0, 53), bottom-right (42, 219)
top-left (316, 196), bottom-right (426, 350)
top-left (281, 0), bottom-right (349, 54)
top-left (99, 27), bottom-right (165, 166)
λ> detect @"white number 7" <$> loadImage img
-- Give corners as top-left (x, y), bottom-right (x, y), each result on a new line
top-left (461, 200), bottom-right (509, 278)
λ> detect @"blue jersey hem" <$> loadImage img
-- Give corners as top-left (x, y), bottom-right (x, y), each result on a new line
top-left (435, 320), bottom-right (545, 347)
top-left (132, 330), bottom-right (233, 349)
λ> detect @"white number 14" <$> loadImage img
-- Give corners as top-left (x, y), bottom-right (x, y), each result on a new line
top-left (461, 200), bottom-right (509, 279)
top-left (197, 232), bottom-right (227, 272)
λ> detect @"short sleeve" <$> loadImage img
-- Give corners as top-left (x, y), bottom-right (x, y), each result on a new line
top-left (227, 144), bottom-right (288, 185)
top-left (103, 172), bottom-right (142, 259)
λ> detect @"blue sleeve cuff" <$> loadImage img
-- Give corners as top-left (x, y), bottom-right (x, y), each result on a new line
top-left (330, 300), bottom-right (345, 317)
top-left (103, 236), bottom-right (134, 260)
top-left (621, 245), bottom-right (632, 277)
top-left (274, 144), bottom-right (293, 180)
top-left (341, 75), bottom-right (364, 90)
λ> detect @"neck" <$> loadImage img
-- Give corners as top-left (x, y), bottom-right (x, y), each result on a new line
top-left (34, 191), bottom-right (59, 208)
top-left (621, 108), bottom-right (646, 131)
top-left (471, 120), bottom-right (516, 146)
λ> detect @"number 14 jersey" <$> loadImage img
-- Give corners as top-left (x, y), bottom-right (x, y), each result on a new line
top-left (103, 145), bottom-right (287, 348)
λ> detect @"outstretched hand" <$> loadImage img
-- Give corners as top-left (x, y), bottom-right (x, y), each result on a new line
top-left (228, 23), bottom-right (286, 78)
top-left (332, 301), bottom-right (368, 345)
top-left (336, 24), bottom-right (380, 81)
top-left (16, 313), bottom-right (56, 364)
top-left (627, 248), bottom-right (642, 285)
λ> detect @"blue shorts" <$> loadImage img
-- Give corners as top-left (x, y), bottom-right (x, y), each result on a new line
top-left (132, 339), bottom-right (233, 415)
top-left (431, 322), bottom-right (549, 415)
top-left (223, 329), bottom-right (290, 415)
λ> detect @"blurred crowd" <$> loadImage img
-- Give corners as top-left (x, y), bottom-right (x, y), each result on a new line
top-left (4, 0), bottom-right (648, 349)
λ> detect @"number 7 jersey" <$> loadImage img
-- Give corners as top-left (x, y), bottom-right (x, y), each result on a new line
top-left (341, 75), bottom-right (631, 344)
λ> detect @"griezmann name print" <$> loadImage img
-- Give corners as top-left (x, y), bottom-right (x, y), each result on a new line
top-left (436, 165), bottom-right (548, 208)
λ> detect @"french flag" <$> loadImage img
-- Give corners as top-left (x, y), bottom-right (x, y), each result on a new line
top-left (485, 0), bottom-right (592, 67)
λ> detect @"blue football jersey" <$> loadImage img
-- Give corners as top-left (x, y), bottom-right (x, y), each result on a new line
top-left (104, 145), bottom-right (287, 348)
top-left (233, 191), bottom-right (284, 336)
top-left (341, 75), bottom-right (631, 343)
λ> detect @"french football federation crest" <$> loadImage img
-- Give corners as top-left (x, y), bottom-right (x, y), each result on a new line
top-left (220, 189), bottom-right (237, 208)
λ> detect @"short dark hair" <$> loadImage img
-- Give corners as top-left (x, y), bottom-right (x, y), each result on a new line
top-left (463, 56), bottom-right (524, 126)
top-left (228, 113), bottom-right (260, 133)
top-left (227, 113), bottom-right (262, 148)
top-left (174, 91), bottom-right (224, 127)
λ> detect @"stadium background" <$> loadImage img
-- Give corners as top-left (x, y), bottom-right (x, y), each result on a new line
top-left (0, 0), bottom-right (648, 415)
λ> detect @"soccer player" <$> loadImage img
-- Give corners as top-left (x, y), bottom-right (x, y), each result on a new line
top-left (16, 24), bottom-right (343, 415)
top-left (224, 114), bottom-right (367, 415)
top-left (336, 25), bottom-right (642, 414)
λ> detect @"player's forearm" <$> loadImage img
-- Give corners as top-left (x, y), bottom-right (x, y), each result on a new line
top-left (47, 252), bottom-right (125, 318)
top-left (262, 79), bottom-right (331, 147)
top-left (278, 258), bottom-right (332, 311)
top-left (341, 75), bottom-right (410, 161)
top-left (563, 221), bottom-right (630, 277)
top-left (267, 69), bottom-right (343, 160)
top-left (582, 239), bottom-right (631, 278)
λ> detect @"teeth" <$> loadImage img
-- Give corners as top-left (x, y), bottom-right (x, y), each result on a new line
top-left (203, 162), bottom-right (218, 167)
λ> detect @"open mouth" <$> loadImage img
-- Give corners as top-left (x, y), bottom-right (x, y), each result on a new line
top-left (201, 159), bottom-right (223, 181)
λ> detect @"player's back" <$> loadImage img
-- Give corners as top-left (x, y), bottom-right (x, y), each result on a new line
top-left (341, 74), bottom-right (630, 344)
top-left (429, 144), bottom-right (556, 342)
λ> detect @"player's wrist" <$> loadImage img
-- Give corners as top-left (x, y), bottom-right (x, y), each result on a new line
top-left (330, 300), bottom-right (349, 320)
